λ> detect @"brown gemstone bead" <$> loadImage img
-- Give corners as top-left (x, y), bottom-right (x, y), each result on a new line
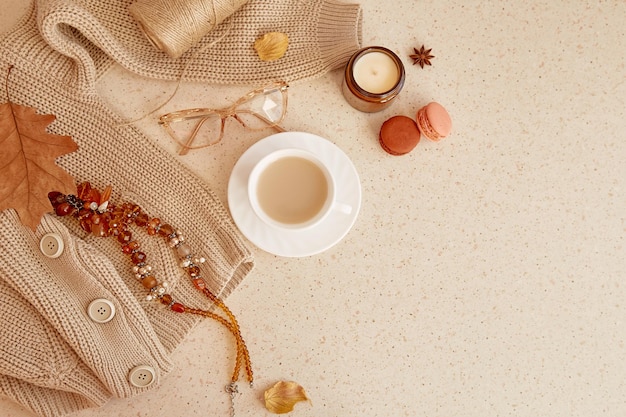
top-left (79, 218), bottom-right (92, 233)
top-left (77, 209), bottom-right (93, 232)
top-left (108, 211), bottom-right (124, 232)
top-left (117, 230), bottom-right (132, 244)
top-left (100, 185), bottom-right (112, 205)
top-left (77, 208), bottom-right (92, 220)
top-left (192, 278), bottom-right (206, 291)
top-left (76, 182), bottom-right (91, 200)
top-left (91, 216), bottom-right (111, 237)
top-left (158, 224), bottom-right (174, 237)
top-left (110, 206), bottom-right (126, 221)
top-left (147, 218), bottom-right (161, 235)
top-left (108, 206), bottom-right (122, 218)
top-left (108, 224), bottom-right (121, 237)
top-left (187, 266), bottom-right (200, 277)
top-left (86, 189), bottom-right (101, 206)
top-left (91, 222), bottom-right (108, 237)
top-left (134, 211), bottom-right (149, 226)
top-left (55, 202), bottom-right (74, 216)
top-left (131, 251), bottom-right (147, 265)
top-left (47, 191), bottom-right (64, 206)
top-left (109, 206), bottom-right (122, 216)
top-left (141, 275), bottom-right (158, 290)
top-left (101, 211), bottom-right (111, 221)
top-left (78, 182), bottom-right (100, 207)
top-left (90, 213), bottom-right (102, 225)
top-left (160, 294), bottom-right (173, 305)
top-left (171, 303), bottom-right (185, 313)
top-left (48, 190), bottom-right (62, 200)
top-left (122, 240), bottom-right (140, 254)
top-left (117, 203), bottom-right (137, 223)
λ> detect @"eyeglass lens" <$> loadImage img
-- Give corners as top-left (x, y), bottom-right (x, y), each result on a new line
top-left (168, 85), bottom-right (286, 149)
top-left (236, 86), bottom-right (285, 129)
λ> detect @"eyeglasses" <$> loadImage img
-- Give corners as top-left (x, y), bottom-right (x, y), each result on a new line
top-left (158, 81), bottom-right (288, 155)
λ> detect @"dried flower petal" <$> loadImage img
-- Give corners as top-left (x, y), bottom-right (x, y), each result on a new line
top-left (264, 381), bottom-right (310, 414)
top-left (254, 32), bottom-right (289, 61)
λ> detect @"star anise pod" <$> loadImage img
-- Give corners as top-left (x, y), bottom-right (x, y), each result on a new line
top-left (410, 45), bottom-right (434, 68)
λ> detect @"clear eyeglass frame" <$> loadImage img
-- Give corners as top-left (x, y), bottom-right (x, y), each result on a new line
top-left (158, 80), bottom-right (289, 155)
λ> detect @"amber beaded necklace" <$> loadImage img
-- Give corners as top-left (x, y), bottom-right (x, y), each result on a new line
top-left (49, 182), bottom-right (252, 413)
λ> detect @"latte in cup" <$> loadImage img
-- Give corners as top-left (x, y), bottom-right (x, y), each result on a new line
top-left (248, 149), bottom-right (335, 230)
top-left (257, 156), bottom-right (328, 224)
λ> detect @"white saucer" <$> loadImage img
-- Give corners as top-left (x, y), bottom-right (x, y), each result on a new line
top-left (227, 132), bottom-right (361, 257)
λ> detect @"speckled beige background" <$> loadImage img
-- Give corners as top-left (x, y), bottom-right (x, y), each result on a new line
top-left (2, 1), bottom-right (625, 416)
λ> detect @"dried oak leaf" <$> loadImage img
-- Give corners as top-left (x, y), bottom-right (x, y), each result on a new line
top-left (0, 101), bottom-right (77, 230)
top-left (264, 381), bottom-right (310, 414)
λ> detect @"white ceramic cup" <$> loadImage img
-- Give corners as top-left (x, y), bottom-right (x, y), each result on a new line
top-left (248, 148), bottom-right (351, 231)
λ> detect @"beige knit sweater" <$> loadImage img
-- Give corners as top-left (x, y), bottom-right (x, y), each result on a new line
top-left (0, 0), bottom-right (361, 416)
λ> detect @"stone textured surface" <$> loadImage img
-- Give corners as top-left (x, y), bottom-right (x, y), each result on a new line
top-left (2, 0), bottom-right (626, 416)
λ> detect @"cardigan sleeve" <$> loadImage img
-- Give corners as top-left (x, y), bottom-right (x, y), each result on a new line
top-left (0, 374), bottom-right (103, 417)
top-left (0, 264), bottom-right (110, 417)
top-left (34, 0), bottom-right (362, 85)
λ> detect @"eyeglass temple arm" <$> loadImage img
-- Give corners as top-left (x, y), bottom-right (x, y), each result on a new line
top-left (272, 124), bottom-right (286, 132)
top-left (235, 111), bottom-right (286, 132)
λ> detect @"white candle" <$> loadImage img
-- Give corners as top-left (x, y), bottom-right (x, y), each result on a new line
top-left (342, 46), bottom-right (405, 113)
top-left (352, 51), bottom-right (400, 94)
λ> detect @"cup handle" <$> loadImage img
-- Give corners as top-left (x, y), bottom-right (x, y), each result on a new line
top-left (332, 201), bottom-right (352, 215)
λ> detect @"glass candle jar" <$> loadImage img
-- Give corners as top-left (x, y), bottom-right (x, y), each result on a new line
top-left (342, 46), bottom-right (405, 113)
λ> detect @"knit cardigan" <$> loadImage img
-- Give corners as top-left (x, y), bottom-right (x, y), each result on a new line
top-left (0, 0), bottom-right (362, 416)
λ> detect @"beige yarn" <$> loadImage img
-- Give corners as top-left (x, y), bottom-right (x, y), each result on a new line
top-left (128, 0), bottom-right (249, 59)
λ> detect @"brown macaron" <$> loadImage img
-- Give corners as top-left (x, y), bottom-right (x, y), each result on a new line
top-left (378, 115), bottom-right (421, 156)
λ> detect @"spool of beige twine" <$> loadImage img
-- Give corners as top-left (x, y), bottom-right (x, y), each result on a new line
top-left (129, 0), bottom-right (249, 59)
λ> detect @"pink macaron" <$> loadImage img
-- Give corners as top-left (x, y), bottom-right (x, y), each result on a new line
top-left (416, 102), bottom-right (452, 142)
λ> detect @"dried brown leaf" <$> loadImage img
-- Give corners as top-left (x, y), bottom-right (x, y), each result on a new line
top-left (264, 381), bottom-right (310, 414)
top-left (0, 100), bottom-right (78, 230)
top-left (254, 32), bottom-right (289, 61)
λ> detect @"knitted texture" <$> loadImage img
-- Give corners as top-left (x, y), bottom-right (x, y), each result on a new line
top-left (35, 0), bottom-right (363, 85)
top-left (0, 1), bottom-right (361, 415)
